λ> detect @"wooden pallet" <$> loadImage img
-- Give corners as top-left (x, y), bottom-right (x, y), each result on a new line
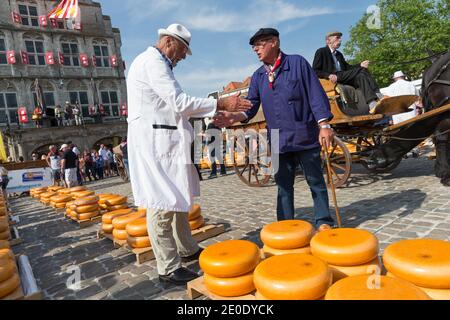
top-left (9, 226), bottom-right (22, 246)
top-left (64, 213), bottom-right (102, 228)
top-left (97, 230), bottom-right (127, 248)
top-left (1, 255), bottom-right (42, 300)
top-left (126, 224), bottom-right (227, 265)
top-left (187, 276), bottom-right (256, 300)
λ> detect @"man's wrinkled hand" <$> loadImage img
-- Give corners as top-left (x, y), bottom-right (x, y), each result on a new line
top-left (213, 111), bottom-right (240, 128)
top-left (217, 92), bottom-right (252, 112)
top-left (319, 128), bottom-right (335, 149)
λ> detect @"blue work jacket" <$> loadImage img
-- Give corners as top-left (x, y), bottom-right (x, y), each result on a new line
top-left (245, 53), bottom-right (333, 153)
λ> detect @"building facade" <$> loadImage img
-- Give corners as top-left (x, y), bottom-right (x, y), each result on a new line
top-left (0, 0), bottom-right (127, 160)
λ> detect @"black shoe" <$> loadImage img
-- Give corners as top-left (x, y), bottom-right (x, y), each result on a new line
top-left (208, 173), bottom-right (217, 179)
top-left (181, 248), bottom-right (203, 262)
top-left (220, 171), bottom-right (227, 176)
top-left (158, 267), bottom-right (198, 286)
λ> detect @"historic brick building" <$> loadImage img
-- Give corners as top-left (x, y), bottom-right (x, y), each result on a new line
top-left (0, 0), bottom-right (127, 160)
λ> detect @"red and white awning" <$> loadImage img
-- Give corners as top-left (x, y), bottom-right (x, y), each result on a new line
top-left (48, 0), bottom-right (79, 19)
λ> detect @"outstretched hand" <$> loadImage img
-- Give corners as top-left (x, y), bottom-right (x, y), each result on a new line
top-left (217, 92), bottom-right (253, 112)
top-left (213, 111), bottom-right (245, 128)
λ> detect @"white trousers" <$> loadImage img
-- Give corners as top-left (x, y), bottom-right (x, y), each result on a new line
top-left (147, 209), bottom-right (199, 275)
top-left (64, 168), bottom-right (78, 188)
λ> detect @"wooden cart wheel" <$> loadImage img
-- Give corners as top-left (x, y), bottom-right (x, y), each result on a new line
top-left (232, 134), bottom-right (272, 187)
top-left (356, 136), bottom-right (402, 173)
top-left (321, 136), bottom-right (352, 188)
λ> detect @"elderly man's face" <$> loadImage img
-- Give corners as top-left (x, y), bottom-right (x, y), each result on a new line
top-left (327, 35), bottom-right (342, 50)
top-left (166, 37), bottom-right (188, 67)
top-left (252, 37), bottom-right (278, 63)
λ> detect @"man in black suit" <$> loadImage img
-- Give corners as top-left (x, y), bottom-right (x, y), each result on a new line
top-left (313, 31), bottom-right (382, 110)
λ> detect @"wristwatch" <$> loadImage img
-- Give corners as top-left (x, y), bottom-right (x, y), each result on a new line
top-left (320, 124), bottom-right (331, 129)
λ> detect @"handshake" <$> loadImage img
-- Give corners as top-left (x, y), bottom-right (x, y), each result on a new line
top-left (214, 92), bottom-right (252, 128)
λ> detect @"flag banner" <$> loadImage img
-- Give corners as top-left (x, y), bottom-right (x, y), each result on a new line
top-left (80, 53), bottom-right (89, 67)
top-left (45, 52), bottom-right (55, 65)
top-left (58, 52), bottom-right (65, 65)
top-left (11, 11), bottom-right (22, 24)
top-left (120, 103), bottom-right (128, 116)
top-left (110, 55), bottom-right (118, 67)
top-left (50, 18), bottom-right (58, 28)
top-left (7, 51), bottom-right (16, 64)
top-left (48, 0), bottom-right (79, 19)
top-left (18, 107), bottom-right (29, 123)
top-left (20, 51), bottom-right (29, 65)
top-left (39, 15), bottom-right (48, 27)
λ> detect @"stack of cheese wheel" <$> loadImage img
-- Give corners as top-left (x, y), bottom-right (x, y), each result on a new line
top-left (260, 220), bottom-right (314, 258)
top-left (111, 209), bottom-right (146, 241)
top-left (71, 190), bottom-right (95, 200)
top-left (65, 201), bottom-right (79, 220)
top-left (49, 194), bottom-right (73, 209)
top-left (126, 216), bottom-right (151, 248)
top-left (105, 195), bottom-right (128, 212)
top-left (325, 275), bottom-right (430, 300)
top-left (0, 240), bottom-right (9, 250)
top-left (98, 194), bottom-right (116, 211)
top-left (48, 186), bottom-right (64, 193)
top-left (0, 248), bottom-right (20, 299)
top-left (310, 228), bottom-right (380, 283)
top-left (199, 240), bottom-right (261, 297)
top-left (0, 216), bottom-right (10, 241)
top-left (254, 253), bottom-right (331, 300)
top-left (39, 191), bottom-right (58, 205)
top-left (57, 188), bottom-right (72, 196)
top-left (188, 204), bottom-right (205, 230)
top-left (383, 239), bottom-right (450, 300)
top-left (30, 187), bottom-right (48, 198)
top-left (101, 208), bottom-right (134, 234)
top-left (72, 196), bottom-right (100, 221)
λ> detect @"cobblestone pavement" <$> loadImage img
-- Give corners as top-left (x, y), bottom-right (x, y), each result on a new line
top-left (8, 156), bottom-right (450, 300)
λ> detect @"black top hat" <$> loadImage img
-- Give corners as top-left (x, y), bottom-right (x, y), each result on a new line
top-left (249, 28), bottom-right (280, 45)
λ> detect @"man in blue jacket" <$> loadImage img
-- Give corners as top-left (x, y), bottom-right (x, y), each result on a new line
top-left (215, 28), bottom-right (336, 231)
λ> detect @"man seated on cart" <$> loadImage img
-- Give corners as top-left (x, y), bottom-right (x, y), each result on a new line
top-left (313, 31), bottom-right (383, 112)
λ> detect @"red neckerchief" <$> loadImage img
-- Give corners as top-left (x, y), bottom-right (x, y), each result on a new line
top-left (264, 52), bottom-right (282, 89)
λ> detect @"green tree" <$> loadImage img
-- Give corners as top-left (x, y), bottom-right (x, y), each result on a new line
top-left (344, 0), bottom-right (450, 87)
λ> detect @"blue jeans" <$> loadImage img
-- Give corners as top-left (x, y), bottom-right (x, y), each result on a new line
top-left (123, 158), bottom-right (130, 179)
top-left (274, 147), bottom-right (335, 228)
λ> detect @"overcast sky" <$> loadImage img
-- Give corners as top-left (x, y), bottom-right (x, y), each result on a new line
top-left (100, 0), bottom-right (378, 97)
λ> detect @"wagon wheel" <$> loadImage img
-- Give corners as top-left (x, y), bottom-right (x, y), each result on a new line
top-left (356, 136), bottom-right (402, 173)
top-left (321, 136), bottom-right (352, 188)
top-left (115, 154), bottom-right (129, 182)
top-left (232, 135), bottom-right (272, 187)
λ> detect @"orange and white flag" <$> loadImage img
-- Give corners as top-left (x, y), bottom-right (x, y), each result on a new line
top-left (48, 0), bottom-right (79, 19)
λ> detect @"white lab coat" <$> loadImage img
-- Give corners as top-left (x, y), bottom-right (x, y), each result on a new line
top-left (127, 47), bottom-right (217, 212)
top-left (385, 79), bottom-right (419, 97)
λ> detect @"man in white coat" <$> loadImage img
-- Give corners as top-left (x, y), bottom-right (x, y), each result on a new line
top-left (127, 24), bottom-right (252, 286)
top-left (385, 71), bottom-right (419, 97)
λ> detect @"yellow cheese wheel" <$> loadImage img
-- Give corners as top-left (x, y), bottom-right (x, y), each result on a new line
top-left (69, 210), bottom-right (78, 219)
top-left (105, 196), bottom-right (127, 206)
top-left (127, 235), bottom-right (151, 248)
top-left (263, 245), bottom-right (311, 258)
top-left (50, 195), bottom-right (73, 203)
top-left (0, 240), bottom-right (10, 250)
top-left (66, 201), bottom-right (74, 209)
top-left (383, 239), bottom-right (450, 289)
top-left (204, 271), bottom-right (255, 297)
top-left (0, 220), bottom-right (8, 233)
top-left (102, 209), bottom-right (134, 224)
top-left (53, 202), bottom-right (67, 209)
top-left (48, 186), bottom-right (63, 192)
top-left (189, 215), bottom-right (205, 230)
top-left (74, 195), bottom-right (99, 206)
top-left (0, 260), bottom-right (16, 282)
top-left (310, 228), bottom-right (379, 266)
top-left (261, 220), bottom-right (315, 250)
top-left (68, 186), bottom-right (87, 193)
top-left (41, 191), bottom-right (57, 199)
top-left (75, 211), bottom-right (99, 221)
top-left (253, 253), bottom-right (331, 300)
top-left (100, 204), bottom-right (108, 210)
top-left (386, 272), bottom-right (450, 300)
top-left (107, 204), bottom-right (129, 211)
top-left (126, 217), bottom-right (148, 237)
top-left (112, 211), bottom-right (146, 230)
top-left (102, 223), bottom-right (113, 234)
top-left (58, 189), bottom-right (72, 195)
top-left (0, 272), bottom-right (20, 299)
top-left (0, 249), bottom-right (14, 262)
top-left (188, 204), bottom-right (201, 221)
top-left (98, 194), bottom-right (117, 204)
top-left (72, 190), bottom-right (95, 199)
top-left (255, 291), bottom-right (269, 300)
top-left (113, 228), bottom-right (128, 241)
top-left (0, 229), bottom-right (11, 240)
top-left (199, 240), bottom-right (261, 278)
top-left (74, 204), bottom-right (99, 213)
top-left (329, 257), bottom-right (382, 283)
top-left (325, 275), bottom-right (431, 300)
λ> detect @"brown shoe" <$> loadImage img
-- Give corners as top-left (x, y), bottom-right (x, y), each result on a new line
top-left (318, 224), bottom-right (332, 232)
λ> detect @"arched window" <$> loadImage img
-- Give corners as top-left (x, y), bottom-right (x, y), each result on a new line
top-left (23, 33), bottom-right (45, 66)
top-left (67, 80), bottom-right (89, 117)
top-left (0, 81), bottom-right (18, 125)
top-left (18, 1), bottom-right (39, 27)
top-left (93, 39), bottom-right (110, 68)
top-left (60, 36), bottom-right (79, 66)
top-left (99, 80), bottom-right (119, 116)
top-left (0, 31), bottom-right (6, 65)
